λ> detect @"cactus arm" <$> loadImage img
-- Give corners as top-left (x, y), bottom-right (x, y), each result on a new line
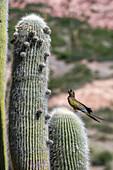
top-left (0, 0), bottom-right (9, 169)
top-left (48, 106), bottom-right (89, 170)
top-left (9, 14), bottom-right (51, 170)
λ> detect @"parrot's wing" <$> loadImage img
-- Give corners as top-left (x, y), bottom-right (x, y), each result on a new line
top-left (77, 100), bottom-right (92, 113)
top-left (74, 100), bottom-right (88, 112)
top-left (76, 100), bottom-right (104, 122)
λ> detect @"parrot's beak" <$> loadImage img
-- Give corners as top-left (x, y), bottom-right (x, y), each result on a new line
top-left (68, 90), bottom-right (70, 94)
top-left (68, 89), bottom-right (72, 94)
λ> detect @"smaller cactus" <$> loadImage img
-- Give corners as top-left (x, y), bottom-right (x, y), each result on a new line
top-left (48, 106), bottom-right (89, 170)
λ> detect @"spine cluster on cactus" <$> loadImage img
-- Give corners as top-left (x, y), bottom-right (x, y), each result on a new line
top-left (9, 14), bottom-right (51, 170)
top-left (48, 106), bottom-right (89, 170)
top-left (0, 0), bottom-right (9, 169)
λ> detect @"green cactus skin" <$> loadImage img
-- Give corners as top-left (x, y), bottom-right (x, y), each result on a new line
top-left (0, 0), bottom-right (9, 169)
top-left (9, 14), bottom-right (51, 170)
top-left (48, 106), bottom-right (89, 170)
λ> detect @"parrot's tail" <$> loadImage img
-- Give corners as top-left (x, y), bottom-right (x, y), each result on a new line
top-left (91, 113), bottom-right (104, 121)
top-left (85, 112), bottom-right (100, 123)
top-left (85, 111), bottom-right (104, 123)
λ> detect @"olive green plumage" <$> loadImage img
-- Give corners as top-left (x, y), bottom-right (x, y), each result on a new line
top-left (48, 106), bottom-right (89, 170)
top-left (68, 89), bottom-right (103, 123)
top-left (0, 0), bottom-right (9, 169)
top-left (9, 14), bottom-right (51, 170)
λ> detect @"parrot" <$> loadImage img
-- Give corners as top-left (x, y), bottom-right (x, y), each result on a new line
top-left (67, 89), bottom-right (104, 123)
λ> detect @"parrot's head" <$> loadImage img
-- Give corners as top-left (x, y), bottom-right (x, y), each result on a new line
top-left (68, 89), bottom-right (75, 97)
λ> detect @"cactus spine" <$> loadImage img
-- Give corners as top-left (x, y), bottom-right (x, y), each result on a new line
top-left (48, 106), bottom-right (89, 170)
top-left (0, 0), bottom-right (9, 169)
top-left (9, 14), bottom-right (51, 170)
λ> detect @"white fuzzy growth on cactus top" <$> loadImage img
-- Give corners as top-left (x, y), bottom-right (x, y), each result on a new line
top-left (50, 106), bottom-right (81, 117)
top-left (18, 13), bottom-right (47, 27)
top-left (49, 106), bottom-right (88, 136)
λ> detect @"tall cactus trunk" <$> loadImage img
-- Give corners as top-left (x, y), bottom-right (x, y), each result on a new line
top-left (9, 14), bottom-right (51, 170)
top-left (0, 0), bottom-right (9, 169)
top-left (48, 106), bottom-right (89, 170)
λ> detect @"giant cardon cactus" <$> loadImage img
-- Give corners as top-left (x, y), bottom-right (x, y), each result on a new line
top-left (0, 0), bottom-right (9, 169)
top-left (48, 106), bottom-right (89, 170)
top-left (9, 14), bottom-right (51, 170)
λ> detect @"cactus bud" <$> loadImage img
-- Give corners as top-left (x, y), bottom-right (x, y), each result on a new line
top-left (45, 114), bottom-right (51, 120)
top-left (38, 63), bottom-right (46, 72)
top-left (44, 52), bottom-right (50, 60)
top-left (33, 36), bottom-right (39, 42)
top-left (29, 30), bottom-right (36, 37)
top-left (20, 52), bottom-right (26, 58)
top-left (43, 27), bottom-right (51, 34)
top-left (46, 139), bottom-right (53, 146)
top-left (45, 89), bottom-right (51, 96)
top-left (13, 32), bottom-right (19, 38)
top-left (24, 41), bottom-right (30, 48)
top-left (36, 109), bottom-right (43, 120)
top-left (37, 38), bottom-right (43, 47)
